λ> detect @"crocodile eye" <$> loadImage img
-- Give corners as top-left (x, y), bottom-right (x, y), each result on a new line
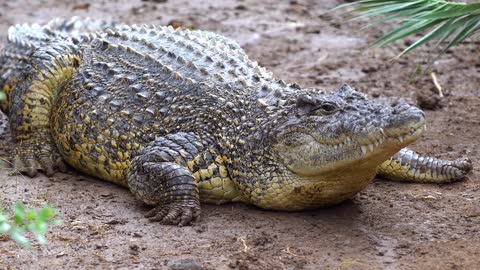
top-left (296, 95), bottom-right (340, 116)
top-left (311, 101), bottom-right (338, 115)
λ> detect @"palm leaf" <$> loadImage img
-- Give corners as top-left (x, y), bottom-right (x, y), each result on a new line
top-left (336, 0), bottom-right (480, 58)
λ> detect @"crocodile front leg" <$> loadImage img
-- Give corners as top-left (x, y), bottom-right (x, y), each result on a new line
top-left (378, 148), bottom-right (472, 183)
top-left (8, 43), bottom-right (80, 177)
top-left (128, 133), bottom-right (204, 226)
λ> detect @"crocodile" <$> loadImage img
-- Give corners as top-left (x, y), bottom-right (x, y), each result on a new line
top-left (0, 18), bottom-right (472, 225)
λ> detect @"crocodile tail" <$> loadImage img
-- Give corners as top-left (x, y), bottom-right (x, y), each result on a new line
top-left (378, 147), bottom-right (473, 183)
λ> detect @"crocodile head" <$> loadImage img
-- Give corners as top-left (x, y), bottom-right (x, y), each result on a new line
top-left (246, 84), bottom-right (426, 210)
top-left (272, 84), bottom-right (426, 177)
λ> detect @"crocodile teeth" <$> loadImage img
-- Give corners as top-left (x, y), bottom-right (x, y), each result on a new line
top-left (368, 144), bottom-right (374, 152)
top-left (398, 135), bottom-right (404, 143)
top-left (361, 145), bottom-right (368, 154)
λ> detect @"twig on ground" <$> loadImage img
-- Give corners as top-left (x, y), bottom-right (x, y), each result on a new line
top-left (285, 244), bottom-right (305, 258)
top-left (0, 248), bottom-right (16, 255)
top-left (239, 237), bottom-right (249, 252)
top-left (431, 72), bottom-right (444, 98)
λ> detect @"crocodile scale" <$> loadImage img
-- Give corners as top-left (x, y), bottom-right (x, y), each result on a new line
top-left (0, 18), bottom-right (472, 225)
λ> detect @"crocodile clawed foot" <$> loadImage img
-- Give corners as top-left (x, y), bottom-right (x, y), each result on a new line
top-left (145, 201), bottom-right (200, 226)
top-left (12, 139), bottom-right (68, 177)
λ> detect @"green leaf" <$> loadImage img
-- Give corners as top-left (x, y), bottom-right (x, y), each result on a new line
top-left (0, 202), bottom-right (60, 248)
top-left (362, 3), bottom-right (439, 28)
top-left (9, 229), bottom-right (30, 248)
top-left (352, 1), bottom-right (426, 20)
top-left (13, 202), bottom-right (26, 225)
top-left (34, 221), bottom-right (48, 234)
top-left (26, 210), bottom-right (36, 221)
top-left (34, 233), bottom-right (47, 245)
top-left (39, 206), bottom-right (55, 221)
top-left (398, 17), bottom-right (458, 56)
top-left (444, 16), bottom-right (480, 50)
top-left (417, 3), bottom-right (480, 19)
top-left (0, 221), bottom-right (11, 233)
top-left (375, 19), bottom-right (444, 47)
top-left (335, 0), bottom-right (480, 59)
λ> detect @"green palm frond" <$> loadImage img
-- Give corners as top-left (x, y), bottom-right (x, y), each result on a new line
top-left (336, 0), bottom-right (480, 58)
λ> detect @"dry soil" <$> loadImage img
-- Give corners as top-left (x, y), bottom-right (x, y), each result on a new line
top-left (0, 0), bottom-right (479, 269)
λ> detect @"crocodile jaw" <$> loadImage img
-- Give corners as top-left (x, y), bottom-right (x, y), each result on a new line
top-left (274, 120), bottom-right (425, 176)
top-left (254, 123), bottom-right (426, 211)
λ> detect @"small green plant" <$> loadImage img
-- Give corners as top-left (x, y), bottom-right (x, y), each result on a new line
top-left (0, 202), bottom-right (60, 248)
top-left (337, 0), bottom-right (480, 58)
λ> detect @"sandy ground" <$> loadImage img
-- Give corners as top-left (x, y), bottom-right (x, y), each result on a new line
top-left (0, 0), bottom-right (479, 269)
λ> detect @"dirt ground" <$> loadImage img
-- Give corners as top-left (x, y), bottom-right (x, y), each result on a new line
top-left (0, 0), bottom-right (479, 269)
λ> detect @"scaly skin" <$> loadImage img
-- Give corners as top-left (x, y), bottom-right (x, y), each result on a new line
top-left (0, 17), bottom-right (117, 112)
top-left (378, 148), bottom-right (472, 183)
top-left (0, 19), bottom-right (473, 226)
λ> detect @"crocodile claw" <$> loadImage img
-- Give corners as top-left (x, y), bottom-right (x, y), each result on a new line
top-left (145, 201), bottom-right (200, 226)
top-left (12, 139), bottom-right (68, 177)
